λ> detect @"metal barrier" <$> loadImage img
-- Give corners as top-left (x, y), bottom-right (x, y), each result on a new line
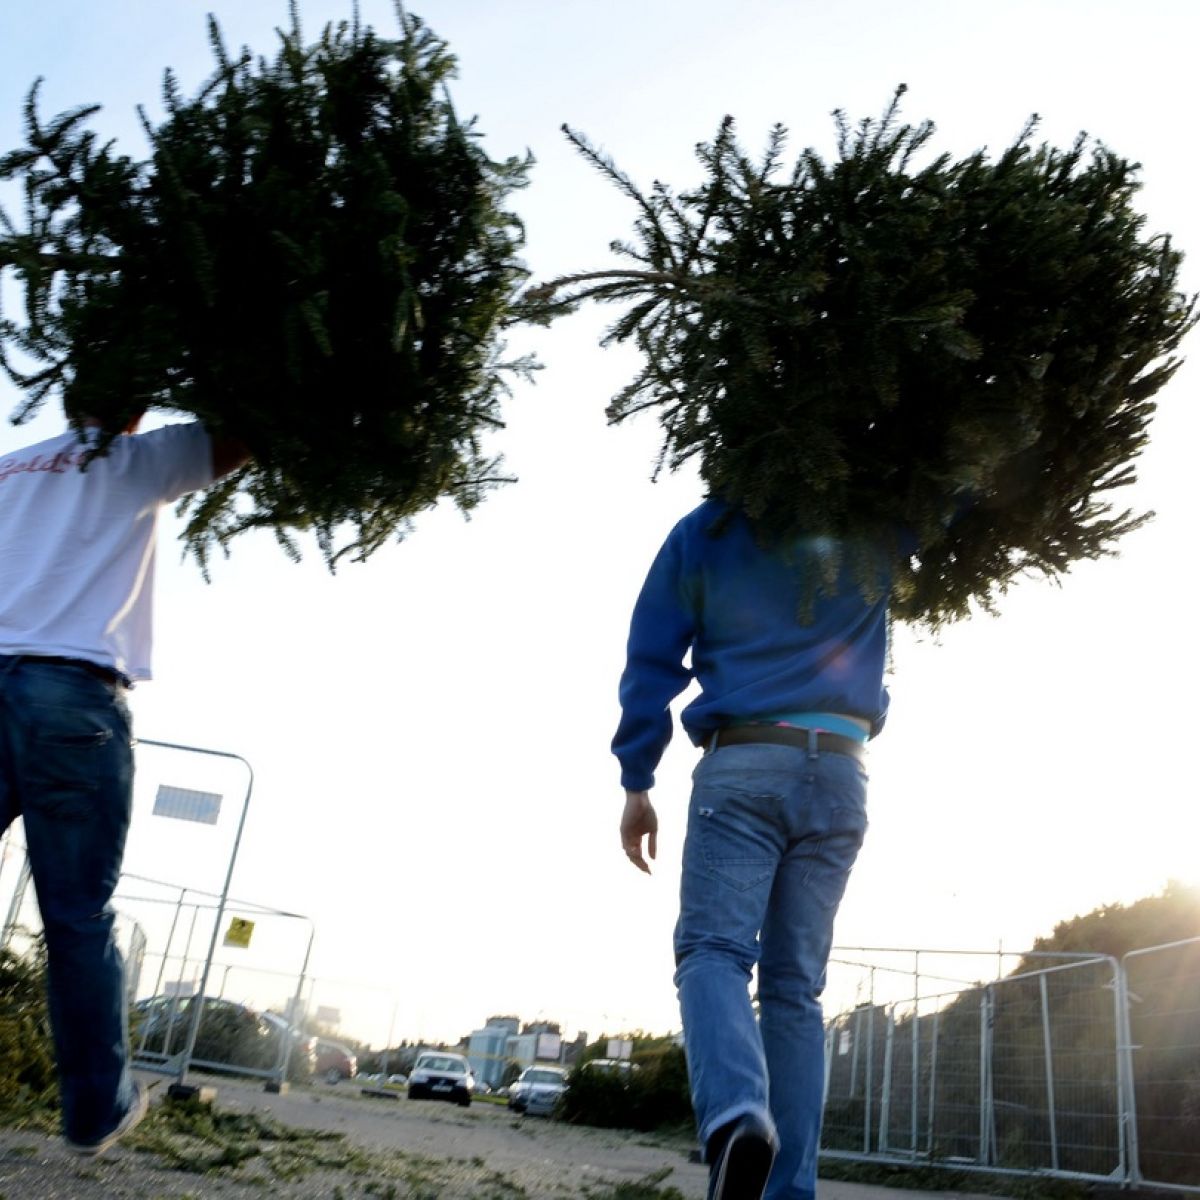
top-left (822, 949), bottom-right (1133, 1184)
top-left (1123, 937), bottom-right (1200, 1192)
top-left (116, 879), bottom-right (317, 1086)
top-left (130, 738), bottom-right (255, 1092)
top-left (0, 830), bottom-right (35, 954)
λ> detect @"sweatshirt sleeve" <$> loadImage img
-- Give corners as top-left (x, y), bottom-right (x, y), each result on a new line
top-left (122, 422), bottom-right (215, 502)
top-left (611, 524), bottom-right (698, 791)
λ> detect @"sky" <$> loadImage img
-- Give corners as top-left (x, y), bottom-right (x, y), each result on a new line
top-left (1, 0), bottom-right (1198, 1049)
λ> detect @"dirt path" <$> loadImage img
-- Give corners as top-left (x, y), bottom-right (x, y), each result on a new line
top-left (0, 1074), bottom-right (1012, 1200)
top-left (0, 1071), bottom-right (709, 1198)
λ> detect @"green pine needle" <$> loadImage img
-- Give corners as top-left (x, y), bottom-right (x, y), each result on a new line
top-left (533, 89), bottom-right (1197, 627)
top-left (1, 7), bottom-right (543, 571)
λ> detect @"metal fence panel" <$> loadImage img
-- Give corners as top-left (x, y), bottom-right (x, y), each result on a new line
top-left (823, 1003), bottom-right (886, 1152)
top-left (987, 960), bottom-right (1121, 1176)
top-left (821, 951), bottom-right (1128, 1184)
top-left (1125, 939), bottom-right (1200, 1190)
top-left (926, 986), bottom-right (986, 1163)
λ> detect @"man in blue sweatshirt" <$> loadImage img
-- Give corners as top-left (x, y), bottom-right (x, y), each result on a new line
top-left (613, 497), bottom-right (891, 1200)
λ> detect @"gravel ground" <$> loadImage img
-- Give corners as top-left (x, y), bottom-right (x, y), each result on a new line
top-left (0, 1070), bottom-right (709, 1199)
top-left (0, 1073), bottom-right (1011, 1200)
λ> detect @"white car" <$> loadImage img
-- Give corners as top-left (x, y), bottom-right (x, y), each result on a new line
top-left (407, 1051), bottom-right (474, 1107)
top-left (508, 1065), bottom-right (569, 1116)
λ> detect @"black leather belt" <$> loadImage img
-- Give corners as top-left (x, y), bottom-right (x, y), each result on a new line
top-left (27, 655), bottom-right (129, 690)
top-left (712, 724), bottom-right (867, 761)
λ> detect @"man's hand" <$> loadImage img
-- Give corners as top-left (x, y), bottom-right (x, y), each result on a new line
top-left (620, 790), bottom-right (658, 875)
top-left (211, 434), bottom-right (251, 479)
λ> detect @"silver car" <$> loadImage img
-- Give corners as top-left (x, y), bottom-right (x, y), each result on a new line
top-left (407, 1051), bottom-right (474, 1107)
top-left (508, 1065), bottom-right (569, 1116)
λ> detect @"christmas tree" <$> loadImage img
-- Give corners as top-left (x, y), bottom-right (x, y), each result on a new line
top-left (531, 89), bottom-right (1196, 626)
top-left (1, 5), bottom-right (539, 570)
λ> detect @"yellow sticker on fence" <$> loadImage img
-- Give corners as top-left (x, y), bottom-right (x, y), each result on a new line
top-left (223, 917), bottom-right (254, 949)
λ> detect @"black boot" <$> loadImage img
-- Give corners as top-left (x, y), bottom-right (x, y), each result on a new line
top-left (706, 1112), bottom-right (778, 1200)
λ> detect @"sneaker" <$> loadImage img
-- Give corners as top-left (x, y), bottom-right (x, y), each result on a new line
top-left (65, 1081), bottom-right (149, 1157)
top-left (706, 1112), bottom-right (778, 1200)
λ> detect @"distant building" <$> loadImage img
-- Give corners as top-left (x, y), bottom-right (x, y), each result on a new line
top-left (465, 1015), bottom-right (585, 1084)
top-left (562, 1031), bottom-right (588, 1069)
top-left (504, 1022), bottom-right (569, 1070)
top-left (505, 1031), bottom-right (544, 1068)
top-left (466, 1015), bottom-right (520, 1088)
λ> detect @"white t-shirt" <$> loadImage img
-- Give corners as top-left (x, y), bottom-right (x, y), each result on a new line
top-left (0, 422), bottom-right (214, 682)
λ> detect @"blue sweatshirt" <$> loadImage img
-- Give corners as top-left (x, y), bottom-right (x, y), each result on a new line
top-left (612, 499), bottom-right (893, 791)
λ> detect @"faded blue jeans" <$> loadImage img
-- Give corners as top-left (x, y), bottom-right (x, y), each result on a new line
top-left (0, 655), bottom-right (137, 1144)
top-left (674, 741), bottom-right (869, 1200)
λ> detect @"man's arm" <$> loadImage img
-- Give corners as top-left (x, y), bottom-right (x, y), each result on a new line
top-left (611, 527), bottom-right (697, 793)
top-left (612, 522), bottom-right (697, 873)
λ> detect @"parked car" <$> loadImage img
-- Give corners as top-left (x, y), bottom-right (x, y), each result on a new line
top-left (315, 1039), bottom-right (357, 1084)
top-left (407, 1051), bottom-right (474, 1107)
top-left (132, 996), bottom-right (315, 1081)
top-left (581, 1058), bottom-right (639, 1077)
top-left (508, 1065), bottom-right (569, 1116)
top-left (260, 1011), bottom-right (319, 1079)
top-left (133, 994), bottom-right (238, 1063)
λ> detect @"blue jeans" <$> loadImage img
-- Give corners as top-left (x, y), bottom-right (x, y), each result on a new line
top-left (0, 655), bottom-right (137, 1144)
top-left (674, 742), bottom-right (868, 1200)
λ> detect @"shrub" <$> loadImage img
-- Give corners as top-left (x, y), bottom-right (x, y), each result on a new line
top-left (561, 1046), bottom-right (693, 1133)
top-left (0, 940), bottom-right (58, 1126)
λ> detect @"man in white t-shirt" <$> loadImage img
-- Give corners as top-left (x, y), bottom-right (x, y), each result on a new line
top-left (0, 415), bottom-right (247, 1154)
